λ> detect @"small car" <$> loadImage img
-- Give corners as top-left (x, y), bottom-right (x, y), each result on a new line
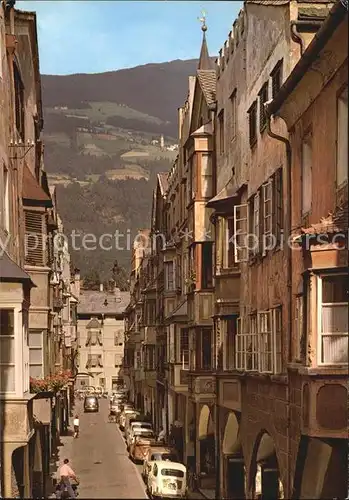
top-left (124, 411), bottom-right (143, 434)
top-left (83, 395), bottom-right (99, 413)
top-left (142, 446), bottom-right (179, 483)
top-left (129, 429), bottom-right (157, 463)
top-left (147, 461), bottom-right (187, 499)
top-left (119, 407), bottom-right (136, 430)
top-left (126, 421), bottom-right (153, 449)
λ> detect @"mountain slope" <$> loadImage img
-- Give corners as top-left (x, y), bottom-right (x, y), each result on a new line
top-left (41, 59), bottom-right (198, 132)
top-left (42, 59), bottom-right (199, 283)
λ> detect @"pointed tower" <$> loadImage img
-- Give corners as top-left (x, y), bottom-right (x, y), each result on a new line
top-left (198, 13), bottom-right (214, 70)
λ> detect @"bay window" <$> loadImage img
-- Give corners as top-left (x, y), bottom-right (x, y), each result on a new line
top-left (235, 307), bottom-right (282, 374)
top-left (0, 309), bottom-right (15, 392)
top-left (224, 316), bottom-right (237, 370)
top-left (201, 153), bottom-right (212, 198)
top-left (180, 329), bottom-right (189, 369)
top-left (164, 261), bottom-right (175, 291)
top-left (201, 242), bottom-right (213, 289)
top-left (318, 274), bottom-right (348, 365)
top-left (196, 328), bottom-right (212, 370)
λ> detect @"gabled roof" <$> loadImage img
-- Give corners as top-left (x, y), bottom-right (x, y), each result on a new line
top-left (197, 70), bottom-right (216, 108)
top-left (157, 172), bottom-right (169, 196)
top-left (86, 317), bottom-right (101, 329)
top-left (22, 164), bottom-right (52, 206)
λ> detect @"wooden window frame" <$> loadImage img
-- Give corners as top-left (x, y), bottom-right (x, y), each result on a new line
top-left (317, 273), bottom-right (348, 366)
top-left (230, 90), bottom-right (237, 141)
top-left (259, 82), bottom-right (269, 133)
top-left (218, 110), bottom-right (225, 154)
top-left (233, 204), bottom-right (249, 263)
top-left (271, 60), bottom-right (283, 99)
top-left (248, 101), bottom-right (257, 147)
top-left (0, 308), bottom-right (16, 393)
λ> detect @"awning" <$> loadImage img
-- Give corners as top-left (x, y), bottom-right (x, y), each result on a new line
top-left (206, 179), bottom-right (245, 208)
top-left (0, 251), bottom-right (36, 286)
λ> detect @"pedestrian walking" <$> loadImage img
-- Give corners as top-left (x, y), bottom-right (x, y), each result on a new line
top-left (73, 415), bottom-right (79, 438)
top-left (58, 458), bottom-right (78, 498)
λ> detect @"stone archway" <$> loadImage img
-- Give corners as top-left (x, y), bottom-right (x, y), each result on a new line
top-left (249, 431), bottom-right (283, 499)
top-left (222, 412), bottom-right (245, 499)
top-left (198, 404), bottom-right (212, 440)
top-left (293, 436), bottom-right (347, 499)
top-left (197, 405), bottom-right (215, 489)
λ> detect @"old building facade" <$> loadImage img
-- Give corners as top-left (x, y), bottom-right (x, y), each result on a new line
top-left (268, 3), bottom-right (348, 496)
top-left (76, 284), bottom-right (129, 393)
top-left (0, 3), bottom-right (79, 497)
top-left (124, 1), bottom-right (347, 499)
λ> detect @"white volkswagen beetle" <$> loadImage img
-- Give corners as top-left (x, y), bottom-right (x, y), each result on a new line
top-left (147, 460), bottom-right (187, 499)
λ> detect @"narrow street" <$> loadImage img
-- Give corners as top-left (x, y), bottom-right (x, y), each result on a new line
top-left (61, 399), bottom-right (147, 499)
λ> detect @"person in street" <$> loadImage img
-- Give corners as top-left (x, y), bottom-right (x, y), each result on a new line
top-left (73, 415), bottom-right (79, 438)
top-left (58, 458), bottom-right (78, 498)
top-left (157, 426), bottom-right (166, 443)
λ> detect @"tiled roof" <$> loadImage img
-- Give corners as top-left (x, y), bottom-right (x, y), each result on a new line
top-left (22, 164), bottom-right (51, 204)
top-left (78, 289), bottom-right (130, 315)
top-left (298, 205), bottom-right (348, 236)
top-left (158, 172), bottom-right (169, 196)
top-left (197, 70), bottom-right (216, 107)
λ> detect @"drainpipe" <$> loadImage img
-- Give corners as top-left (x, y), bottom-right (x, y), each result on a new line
top-left (290, 20), bottom-right (326, 56)
top-left (290, 22), bottom-right (305, 55)
top-left (266, 110), bottom-right (292, 497)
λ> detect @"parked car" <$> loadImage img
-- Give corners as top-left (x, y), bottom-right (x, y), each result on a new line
top-left (129, 429), bottom-right (157, 463)
top-left (147, 461), bottom-right (187, 499)
top-left (126, 421), bottom-right (153, 449)
top-left (124, 411), bottom-right (143, 435)
top-left (119, 406), bottom-right (136, 430)
top-left (84, 395), bottom-right (99, 413)
top-left (142, 446), bottom-right (179, 483)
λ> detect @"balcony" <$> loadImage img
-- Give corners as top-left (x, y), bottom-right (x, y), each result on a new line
top-left (300, 375), bottom-right (347, 438)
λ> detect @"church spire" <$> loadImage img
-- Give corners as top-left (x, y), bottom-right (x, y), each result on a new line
top-left (198, 10), bottom-right (214, 70)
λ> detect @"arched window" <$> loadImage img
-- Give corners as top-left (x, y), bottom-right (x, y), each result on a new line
top-left (13, 62), bottom-right (25, 140)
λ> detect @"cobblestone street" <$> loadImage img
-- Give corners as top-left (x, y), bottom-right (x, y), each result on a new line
top-left (52, 399), bottom-right (147, 499)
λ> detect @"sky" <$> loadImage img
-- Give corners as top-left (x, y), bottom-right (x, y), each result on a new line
top-left (17, 1), bottom-right (242, 75)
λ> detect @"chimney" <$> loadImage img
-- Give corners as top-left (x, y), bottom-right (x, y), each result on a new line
top-left (100, 283), bottom-right (104, 292)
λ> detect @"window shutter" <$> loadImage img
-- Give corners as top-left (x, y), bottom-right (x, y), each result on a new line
top-left (25, 211), bottom-right (44, 266)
